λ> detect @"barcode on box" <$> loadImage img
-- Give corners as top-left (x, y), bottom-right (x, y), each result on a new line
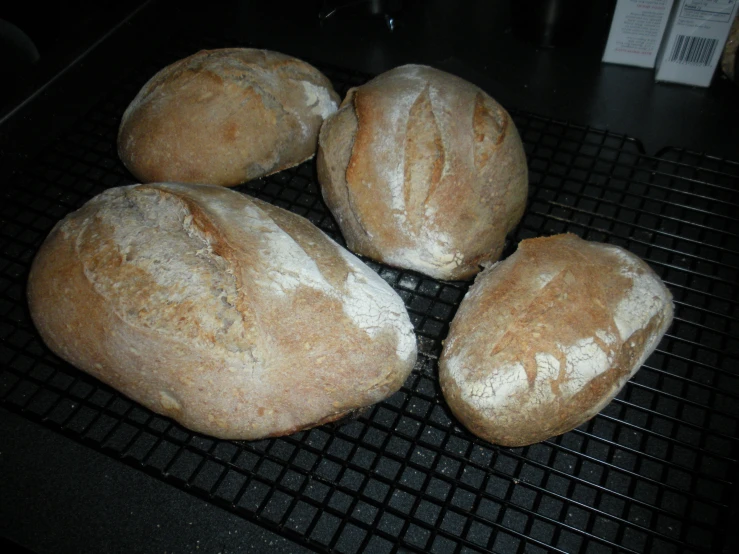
top-left (668, 34), bottom-right (719, 66)
top-left (655, 0), bottom-right (739, 86)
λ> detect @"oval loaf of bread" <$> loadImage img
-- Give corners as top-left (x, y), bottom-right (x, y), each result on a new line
top-left (317, 64), bottom-right (528, 280)
top-left (439, 234), bottom-right (673, 447)
top-left (28, 183), bottom-right (417, 440)
top-left (118, 48), bottom-right (340, 187)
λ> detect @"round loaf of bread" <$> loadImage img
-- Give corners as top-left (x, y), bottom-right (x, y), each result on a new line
top-left (439, 234), bottom-right (673, 447)
top-left (27, 183), bottom-right (417, 440)
top-left (118, 48), bottom-right (340, 187)
top-left (316, 64), bottom-right (528, 281)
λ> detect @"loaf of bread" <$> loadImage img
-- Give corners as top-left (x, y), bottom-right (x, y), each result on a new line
top-left (439, 234), bottom-right (673, 447)
top-left (118, 48), bottom-right (340, 187)
top-left (27, 183), bottom-right (417, 440)
top-left (317, 64), bottom-right (528, 281)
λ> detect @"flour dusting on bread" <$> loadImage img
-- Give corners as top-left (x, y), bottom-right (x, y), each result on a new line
top-left (242, 202), bottom-right (334, 296)
top-left (445, 351), bottom-right (529, 411)
top-left (336, 248), bottom-right (416, 361)
top-left (300, 80), bottom-right (339, 119)
top-left (613, 268), bottom-right (670, 341)
top-left (558, 337), bottom-right (613, 398)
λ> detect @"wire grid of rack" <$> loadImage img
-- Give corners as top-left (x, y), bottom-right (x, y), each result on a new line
top-left (1, 39), bottom-right (738, 554)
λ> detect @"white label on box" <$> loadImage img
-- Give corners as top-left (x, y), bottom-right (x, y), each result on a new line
top-left (680, 0), bottom-right (736, 22)
top-left (656, 0), bottom-right (739, 86)
top-left (603, 0), bottom-right (675, 68)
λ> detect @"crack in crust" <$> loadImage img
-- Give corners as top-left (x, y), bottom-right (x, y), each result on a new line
top-left (75, 186), bottom-right (258, 358)
top-left (341, 89), bottom-right (377, 247)
top-left (403, 85), bottom-right (445, 232)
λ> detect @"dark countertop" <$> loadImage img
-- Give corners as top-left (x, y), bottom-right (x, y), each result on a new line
top-left (1, 1), bottom-right (737, 553)
top-left (0, 408), bottom-right (311, 554)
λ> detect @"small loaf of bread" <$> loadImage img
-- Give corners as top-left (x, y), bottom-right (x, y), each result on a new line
top-left (317, 64), bottom-right (528, 281)
top-left (118, 48), bottom-right (340, 187)
top-left (28, 183), bottom-right (417, 440)
top-left (439, 234), bottom-right (673, 447)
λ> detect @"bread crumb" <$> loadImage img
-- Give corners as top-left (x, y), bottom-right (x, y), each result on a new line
top-left (159, 391), bottom-right (181, 412)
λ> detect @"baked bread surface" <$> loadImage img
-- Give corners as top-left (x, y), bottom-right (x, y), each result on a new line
top-left (317, 64), bottom-right (528, 280)
top-left (439, 234), bottom-right (673, 446)
top-left (28, 183), bottom-right (417, 440)
top-left (118, 48), bottom-right (340, 186)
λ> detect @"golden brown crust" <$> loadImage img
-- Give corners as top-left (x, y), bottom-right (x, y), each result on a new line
top-left (28, 183), bottom-right (417, 440)
top-left (118, 49), bottom-right (340, 187)
top-left (439, 234), bottom-right (674, 447)
top-left (317, 64), bottom-right (528, 280)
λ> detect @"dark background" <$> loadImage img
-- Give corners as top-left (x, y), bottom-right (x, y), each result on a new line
top-left (2, 0), bottom-right (737, 166)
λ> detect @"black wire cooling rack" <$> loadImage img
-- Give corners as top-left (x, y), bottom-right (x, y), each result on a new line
top-left (1, 39), bottom-right (738, 554)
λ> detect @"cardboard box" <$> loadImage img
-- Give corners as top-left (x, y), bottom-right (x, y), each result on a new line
top-left (655, 0), bottom-right (739, 86)
top-left (603, 0), bottom-right (676, 68)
